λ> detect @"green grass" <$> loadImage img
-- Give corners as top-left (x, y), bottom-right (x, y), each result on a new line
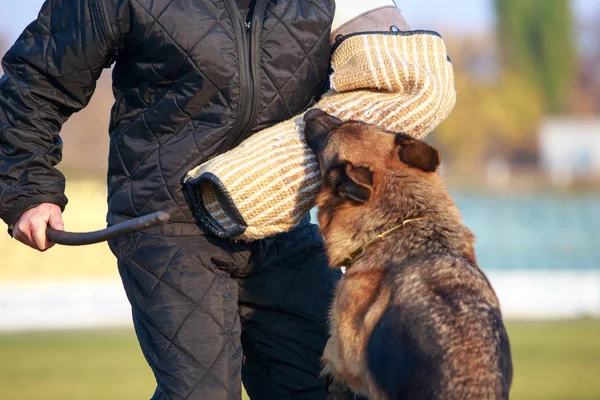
top-left (0, 330), bottom-right (155, 400)
top-left (0, 320), bottom-right (599, 399)
top-left (508, 319), bottom-right (600, 400)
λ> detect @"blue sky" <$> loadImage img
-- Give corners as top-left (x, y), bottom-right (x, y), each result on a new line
top-left (1, 0), bottom-right (599, 44)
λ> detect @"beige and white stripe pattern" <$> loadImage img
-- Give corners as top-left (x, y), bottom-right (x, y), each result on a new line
top-left (184, 32), bottom-right (456, 241)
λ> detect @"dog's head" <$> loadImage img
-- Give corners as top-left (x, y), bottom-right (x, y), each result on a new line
top-left (303, 109), bottom-right (446, 266)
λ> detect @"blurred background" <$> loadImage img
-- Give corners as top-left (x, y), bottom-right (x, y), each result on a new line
top-left (1, 0), bottom-right (599, 399)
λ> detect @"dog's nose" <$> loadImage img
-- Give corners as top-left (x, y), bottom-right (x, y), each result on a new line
top-left (303, 116), bottom-right (319, 149)
top-left (303, 109), bottom-right (324, 142)
top-left (303, 109), bottom-right (332, 150)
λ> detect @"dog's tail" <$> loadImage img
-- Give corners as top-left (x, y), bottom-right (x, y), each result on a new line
top-left (366, 306), bottom-right (420, 400)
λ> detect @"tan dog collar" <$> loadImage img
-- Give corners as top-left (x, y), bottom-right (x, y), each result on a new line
top-left (340, 216), bottom-right (425, 268)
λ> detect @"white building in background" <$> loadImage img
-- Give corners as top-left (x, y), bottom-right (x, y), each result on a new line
top-left (538, 118), bottom-right (600, 186)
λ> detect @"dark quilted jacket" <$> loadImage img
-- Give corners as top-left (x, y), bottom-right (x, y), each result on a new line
top-left (0, 0), bottom-right (335, 228)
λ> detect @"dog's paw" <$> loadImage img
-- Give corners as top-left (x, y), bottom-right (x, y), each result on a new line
top-left (326, 377), bottom-right (357, 400)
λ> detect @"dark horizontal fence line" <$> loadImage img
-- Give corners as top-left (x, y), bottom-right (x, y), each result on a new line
top-left (310, 192), bottom-right (600, 271)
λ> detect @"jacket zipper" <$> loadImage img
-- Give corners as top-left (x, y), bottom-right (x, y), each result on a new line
top-left (91, 0), bottom-right (120, 65)
top-left (238, 0), bottom-right (268, 143)
top-left (221, 0), bottom-right (268, 152)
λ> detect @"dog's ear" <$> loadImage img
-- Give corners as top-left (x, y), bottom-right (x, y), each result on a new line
top-left (339, 163), bottom-right (374, 203)
top-left (303, 109), bottom-right (343, 138)
top-left (394, 135), bottom-right (441, 172)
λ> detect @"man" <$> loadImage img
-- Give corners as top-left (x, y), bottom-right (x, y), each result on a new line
top-left (1, 0), bottom-right (414, 398)
top-left (1, 0), bottom-right (339, 398)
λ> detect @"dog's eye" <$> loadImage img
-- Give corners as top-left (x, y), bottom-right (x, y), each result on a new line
top-left (325, 168), bottom-right (343, 188)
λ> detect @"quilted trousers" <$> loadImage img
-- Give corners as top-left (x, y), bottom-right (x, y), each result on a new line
top-left (109, 217), bottom-right (341, 400)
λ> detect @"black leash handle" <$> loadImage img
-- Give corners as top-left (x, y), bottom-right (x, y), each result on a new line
top-left (46, 211), bottom-right (171, 246)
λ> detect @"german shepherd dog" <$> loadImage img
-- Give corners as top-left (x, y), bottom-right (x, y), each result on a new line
top-left (303, 109), bottom-right (513, 400)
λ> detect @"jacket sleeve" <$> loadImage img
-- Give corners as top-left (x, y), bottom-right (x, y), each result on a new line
top-left (0, 0), bottom-right (128, 230)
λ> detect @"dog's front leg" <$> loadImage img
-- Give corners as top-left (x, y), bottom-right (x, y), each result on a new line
top-left (321, 335), bottom-right (341, 379)
top-left (326, 377), bottom-right (356, 400)
top-left (323, 335), bottom-right (370, 396)
top-left (324, 336), bottom-right (353, 399)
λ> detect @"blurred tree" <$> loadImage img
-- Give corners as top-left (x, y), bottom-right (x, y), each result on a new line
top-left (494, 0), bottom-right (576, 114)
top-left (434, 36), bottom-right (544, 170)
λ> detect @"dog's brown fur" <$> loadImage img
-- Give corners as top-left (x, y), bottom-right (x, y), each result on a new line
top-left (303, 109), bottom-right (513, 400)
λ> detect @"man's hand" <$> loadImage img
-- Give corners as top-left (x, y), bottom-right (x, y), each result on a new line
top-left (12, 203), bottom-right (64, 251)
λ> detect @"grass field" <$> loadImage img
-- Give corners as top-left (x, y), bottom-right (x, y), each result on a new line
top-left (0, 320), bottom-right (599, 400)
